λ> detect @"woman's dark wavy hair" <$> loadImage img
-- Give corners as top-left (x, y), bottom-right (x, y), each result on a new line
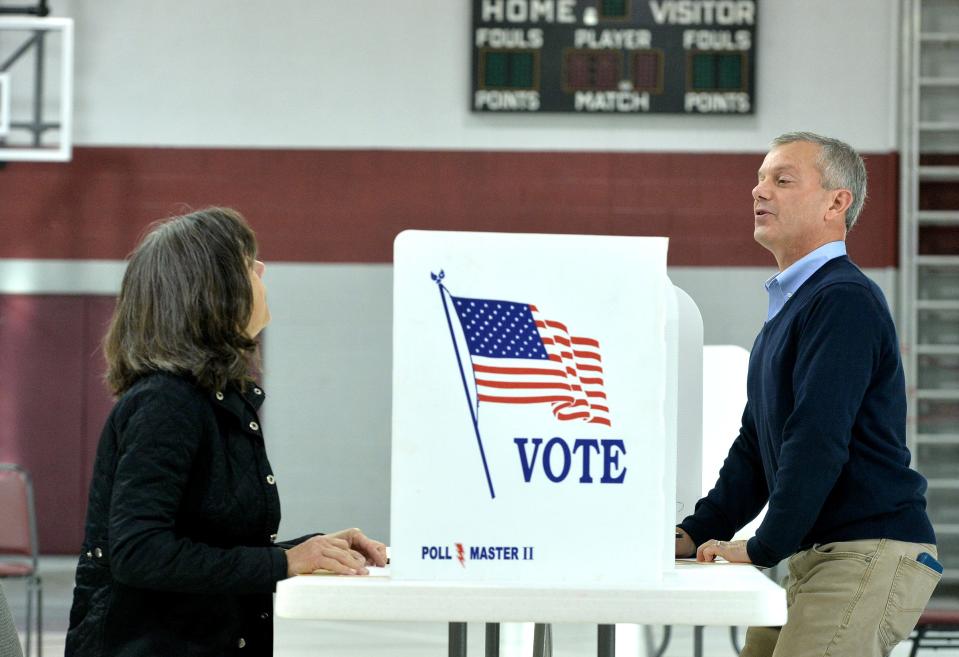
top-left (104, 207), bottom-right (260, 396)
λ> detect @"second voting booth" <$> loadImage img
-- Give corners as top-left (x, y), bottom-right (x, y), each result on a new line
top-left (390, 230), bottom-right (703, 586)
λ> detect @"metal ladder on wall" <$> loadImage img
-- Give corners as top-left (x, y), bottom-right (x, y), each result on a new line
top-left (900, 0), bottom-right (959, 602)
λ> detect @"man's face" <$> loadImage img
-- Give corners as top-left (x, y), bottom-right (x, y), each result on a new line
top-left (752, 141), bottom-right (834, 259)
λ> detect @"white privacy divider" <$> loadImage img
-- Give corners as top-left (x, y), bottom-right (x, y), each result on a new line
top-left (391, 230), bottom-right (703, 586)
top-left (701, 345), bottom-right (766, 540)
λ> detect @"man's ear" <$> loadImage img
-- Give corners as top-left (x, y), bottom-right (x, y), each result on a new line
top-left (825, 189), bottom-right (853, 225)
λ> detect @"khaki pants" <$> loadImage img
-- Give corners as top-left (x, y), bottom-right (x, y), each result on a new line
top-left (741, 539), bottom-right (941, 657)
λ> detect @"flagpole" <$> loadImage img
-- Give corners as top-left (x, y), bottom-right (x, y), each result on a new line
top-left (432, 271), bottom-right (496, 499)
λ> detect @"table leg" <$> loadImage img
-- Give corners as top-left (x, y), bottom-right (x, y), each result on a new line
top-left (449, 622), bottom-right (467, 657)
top-left (597, 624), bottom-right (615, 657)
top-left (653, 626), bottom-right (672, 657)
top-left (485, 623), bottom-right (500, 657)
top-left (693, 625), bottom-right (704, 657)
top-left (533, 623), bottom-right (552, 657)
top-left (643, 626), bottom-right (656, 657)
top-left (730, 626), bottom-right (743, 654)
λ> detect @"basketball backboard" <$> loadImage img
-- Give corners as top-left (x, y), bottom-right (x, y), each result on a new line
top-left (0, 72), bottom-right (10, 136)
top-left (0, 15), bottom-right (73, 161)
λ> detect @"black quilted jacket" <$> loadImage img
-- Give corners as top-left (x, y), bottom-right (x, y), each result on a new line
top-left (66, 372), bottom-right (307, 657)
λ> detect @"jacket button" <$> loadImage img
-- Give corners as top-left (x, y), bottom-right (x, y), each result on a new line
top-left (215, 391), bottom-right (224, 401)
top-left (85, 551), bottom-right (92, 558)
top-left (238, 637), bottom-right (246, 648)
top-left (270, 533), bottom-right (277, 543)
top-left (249, 421), bottom-right (260, 431)
top-left (260, 612), bottom-right (270, 620)
top-left (266, 474), bottom-right (275, 485)
top-left (253, 387), bottom-right (263, 395)
top-left (93, 547), bottom-right (103, 558)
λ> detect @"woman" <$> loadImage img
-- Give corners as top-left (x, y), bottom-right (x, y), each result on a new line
top-left (65, 208), bottom-right (385, 656)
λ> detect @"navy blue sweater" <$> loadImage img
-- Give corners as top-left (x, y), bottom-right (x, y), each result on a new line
top-left (681, 256), bottom-right (935, 567)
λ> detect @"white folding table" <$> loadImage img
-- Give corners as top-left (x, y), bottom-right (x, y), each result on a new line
top-left (276, 561), bottom-right (786, 657)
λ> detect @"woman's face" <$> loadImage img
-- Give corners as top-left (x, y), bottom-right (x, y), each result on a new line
top-left (246, 259), bottom-right (270, 337)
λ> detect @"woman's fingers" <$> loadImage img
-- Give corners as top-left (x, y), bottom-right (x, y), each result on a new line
top-left (324, 537), bottom-right (350, 551)
top-left (356, 536), bottom-right (388, 567)
top-left (287, 534), bottom-right (372, 575)
top-left (318, 542), bottom-right (368, 575)
top-left (309, 529), bottom-right (388, 569)
top-left (336, 529), bottom-right (388, 567)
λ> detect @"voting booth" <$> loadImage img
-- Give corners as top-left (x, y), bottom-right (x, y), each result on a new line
top-left (391, 230), bottom-right (703, 586)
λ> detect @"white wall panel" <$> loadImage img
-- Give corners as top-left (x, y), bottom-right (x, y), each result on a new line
top-left (55, 0), bottom-right (900, 152)
top-left (262, 264), bottom-right (394, 542)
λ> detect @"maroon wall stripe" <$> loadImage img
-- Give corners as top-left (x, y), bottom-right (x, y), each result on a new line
top-left (0, 295), bottom-right (115, 554)
top-left (0, 147), bottom-right (899, 267)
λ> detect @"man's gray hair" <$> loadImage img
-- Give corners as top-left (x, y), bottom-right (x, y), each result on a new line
top-left (771, 131), bottom-right (868, 231)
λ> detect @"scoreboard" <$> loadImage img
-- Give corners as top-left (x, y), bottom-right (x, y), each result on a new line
top-left (471, 0), bottom-right (757, 114)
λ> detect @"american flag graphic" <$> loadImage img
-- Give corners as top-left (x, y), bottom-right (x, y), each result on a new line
top-left (450, 295), bottom-right (611, 426)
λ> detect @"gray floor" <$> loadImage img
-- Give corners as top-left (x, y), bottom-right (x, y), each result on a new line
top-left (1, 558), bottom-right (948, 656)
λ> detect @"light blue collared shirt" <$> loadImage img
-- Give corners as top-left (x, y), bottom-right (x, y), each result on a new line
top-left (764, 241), bottom-right (847, 321)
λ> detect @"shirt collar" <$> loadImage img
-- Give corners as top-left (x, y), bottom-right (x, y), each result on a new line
top-left (765, 241), bottom-right (847, 296)
top-left (763, 241), bottom-right (846, 321)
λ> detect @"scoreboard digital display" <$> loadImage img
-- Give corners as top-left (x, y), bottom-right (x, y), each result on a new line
top-left (471, 0), bottom-right (757, 114)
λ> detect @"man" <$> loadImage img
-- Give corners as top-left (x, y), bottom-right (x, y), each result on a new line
top-left (675, 132), bottom-right (940, 657)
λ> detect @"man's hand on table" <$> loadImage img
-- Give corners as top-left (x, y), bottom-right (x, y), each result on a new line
top-left (675, 527), bottom-right (696, 558)
top-left (696, 538), bottom-right (752, 564)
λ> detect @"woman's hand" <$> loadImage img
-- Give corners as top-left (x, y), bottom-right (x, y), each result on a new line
top-left (285, 528), bottom-right (387, 576)
top-left (324, 528), bottom-right (388, 568)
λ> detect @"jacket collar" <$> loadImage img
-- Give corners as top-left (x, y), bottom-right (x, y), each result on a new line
top-left (211, 381), bottom-right (266, 419)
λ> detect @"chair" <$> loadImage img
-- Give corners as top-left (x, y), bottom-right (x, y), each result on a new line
top-left (1, 581), bottom-right (24, 657)
top-left (0, 464), bottom-right (42, 657)
top-left (909, 609), bottom-right (959, 655)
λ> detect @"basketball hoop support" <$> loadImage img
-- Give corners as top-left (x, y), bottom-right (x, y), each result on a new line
top-left (0, 15), bottom-right (73, 162)
top-left (0, 1), bottom-right (51, 17)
